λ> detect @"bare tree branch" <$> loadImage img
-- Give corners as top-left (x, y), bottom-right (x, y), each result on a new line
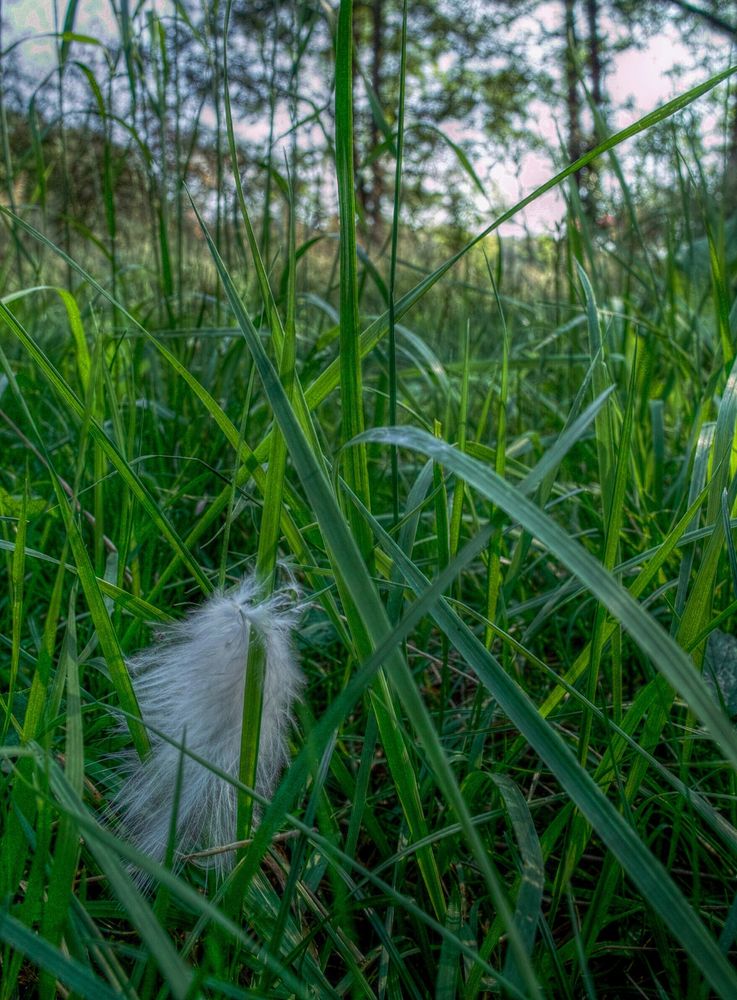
top-left (668, 0), bottom-right (737, 40)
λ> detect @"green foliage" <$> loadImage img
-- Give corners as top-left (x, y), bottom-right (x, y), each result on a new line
top-left (1, 2), bottom-right (737, 997)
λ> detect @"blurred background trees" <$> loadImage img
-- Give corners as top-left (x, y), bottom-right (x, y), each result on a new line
top-left (0, 0), bottom-right (734, 316)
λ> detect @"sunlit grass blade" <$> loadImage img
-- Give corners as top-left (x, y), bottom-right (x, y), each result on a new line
top-left (0, 339), bottom-right (149, 756)
top-left (0, 298), bottom-right (209, 593)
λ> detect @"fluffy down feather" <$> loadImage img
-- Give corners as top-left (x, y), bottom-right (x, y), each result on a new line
top-left (112, 576), bottom-right (302, 876)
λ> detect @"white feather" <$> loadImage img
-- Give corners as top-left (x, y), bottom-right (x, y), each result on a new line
top-left (112, 575), bottom-right (302, 877)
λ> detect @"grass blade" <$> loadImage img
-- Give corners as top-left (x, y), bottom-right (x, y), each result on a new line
top-left (335, 0), bottom-right (372, 557)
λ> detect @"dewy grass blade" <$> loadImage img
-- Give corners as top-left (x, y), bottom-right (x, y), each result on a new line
top-left (190, 197), bottom-right (543, 997)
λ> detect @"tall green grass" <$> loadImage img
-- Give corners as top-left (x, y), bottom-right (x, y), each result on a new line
top-left (1, 2), bottom-right (737, 996)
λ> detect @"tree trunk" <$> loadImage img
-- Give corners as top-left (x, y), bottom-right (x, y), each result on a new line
top-left (668, 0), bottom-right (737, 205)
top-left (564, 0), bottom-right (582, 170)
top-left (584, 0), bottom-right (604, 219)
top-left (369, 0), bottom-right (384, 230)
top-left (585, 0), bottom-right (603, 110)
top-left (667, 0), bottom-right (737, 39)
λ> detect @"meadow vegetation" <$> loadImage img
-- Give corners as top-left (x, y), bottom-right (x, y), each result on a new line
top-left (1, 1), bottom-right (737, 997)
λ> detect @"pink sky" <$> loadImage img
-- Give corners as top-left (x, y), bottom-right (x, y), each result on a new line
top-left (3, 0), bottom-right (733, 233)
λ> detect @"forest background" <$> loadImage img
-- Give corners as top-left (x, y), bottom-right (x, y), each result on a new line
top-left (2, 1), bottom-right (737, 998)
